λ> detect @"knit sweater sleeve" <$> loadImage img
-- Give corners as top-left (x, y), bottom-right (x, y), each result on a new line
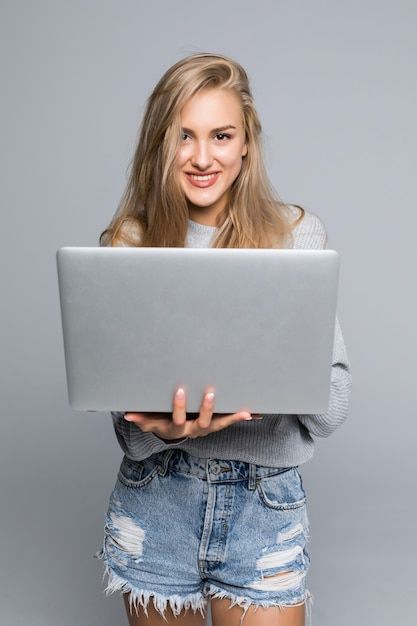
top-left (290, 206), bottom-right (352, 437)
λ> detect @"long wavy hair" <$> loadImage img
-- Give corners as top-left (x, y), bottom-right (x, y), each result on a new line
top-left (99, 52), bottom-right (304, 248)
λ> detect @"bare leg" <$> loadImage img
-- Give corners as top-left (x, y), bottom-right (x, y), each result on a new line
top-left (123, 592), bottom-right (207, 626)
top-left (211, 597), bottom-right (305, 626)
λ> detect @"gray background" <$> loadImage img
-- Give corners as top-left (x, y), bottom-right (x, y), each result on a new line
top-left (1, 1), bottom-right (416, 624)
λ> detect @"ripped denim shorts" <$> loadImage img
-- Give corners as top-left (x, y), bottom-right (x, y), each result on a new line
top-left (95, 448), bottom-right (312, 625)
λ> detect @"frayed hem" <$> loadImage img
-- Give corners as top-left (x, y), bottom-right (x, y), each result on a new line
top-left (204, 582), bottom-right (314, 626)
top-left (94, 548), bottom-right (207, 621)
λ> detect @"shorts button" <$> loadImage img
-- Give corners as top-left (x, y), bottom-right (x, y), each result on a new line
top-left (211, 465), bottom-right (221, 475)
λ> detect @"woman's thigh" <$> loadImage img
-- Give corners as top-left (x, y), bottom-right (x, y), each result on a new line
top-left (123, 593), bottom-right (207, 626)
top-left (211, 597), bottom-right (305, 626)
top-left (123, 596), bottom-right (304, 626)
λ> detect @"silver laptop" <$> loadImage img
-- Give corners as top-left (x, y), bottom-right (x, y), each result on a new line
top-left (56, 247), bottom-right (339, 414)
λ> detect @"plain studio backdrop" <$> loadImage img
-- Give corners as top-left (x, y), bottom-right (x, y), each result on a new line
top-left (1, 1), bottom-right (416, 625)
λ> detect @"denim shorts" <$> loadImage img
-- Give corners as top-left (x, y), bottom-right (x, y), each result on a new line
top-left (95, 449), bottom-right (312, 625)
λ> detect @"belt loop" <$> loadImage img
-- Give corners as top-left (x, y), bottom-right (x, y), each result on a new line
top-left (158, 449), bottom-right (175, 477)
top-left (248, 462), bottom-right (257, 490)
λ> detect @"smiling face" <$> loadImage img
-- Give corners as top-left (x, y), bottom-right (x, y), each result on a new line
top-left (177, 88), bottom-right (248, 226)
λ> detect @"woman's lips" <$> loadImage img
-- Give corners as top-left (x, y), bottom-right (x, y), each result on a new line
top-left (185, 172), bottom-right (220, 188)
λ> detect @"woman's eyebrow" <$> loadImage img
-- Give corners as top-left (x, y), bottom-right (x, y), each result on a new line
top-left (181, 125), bottom-right (237, 134)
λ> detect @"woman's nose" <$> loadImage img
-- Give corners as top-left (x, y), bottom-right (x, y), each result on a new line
top-left (190, 140), bottom-right (213, 169)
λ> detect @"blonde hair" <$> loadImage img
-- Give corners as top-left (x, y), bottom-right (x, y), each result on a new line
top-left (99, 52), bottom-right (304, 248)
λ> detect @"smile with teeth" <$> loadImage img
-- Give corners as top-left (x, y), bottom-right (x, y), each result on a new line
top-left (185, 171), bottom-right (220, 188)
top-left (188, 173), bottom-right (217, 180)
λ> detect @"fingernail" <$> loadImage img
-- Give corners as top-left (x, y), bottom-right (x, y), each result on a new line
top-left (206, 392), bottom-right (215, 405)
top-left (176, 388), bottom-right (185, 399)
top-left (241, 413), bottom-right (252, 420)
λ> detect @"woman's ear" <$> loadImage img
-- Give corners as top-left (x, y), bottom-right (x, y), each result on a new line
top-left (242, 143), bottom-right (248, 157)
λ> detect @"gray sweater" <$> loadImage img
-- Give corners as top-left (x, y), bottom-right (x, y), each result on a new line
top-left (110, 207), bottom-right (352, 467)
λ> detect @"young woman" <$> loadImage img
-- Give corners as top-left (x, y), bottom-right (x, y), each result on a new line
top-left (95, 52), bottom-right (352, 626)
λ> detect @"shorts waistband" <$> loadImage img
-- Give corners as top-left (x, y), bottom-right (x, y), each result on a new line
top-left (150, 449), bottom-right (294, 491)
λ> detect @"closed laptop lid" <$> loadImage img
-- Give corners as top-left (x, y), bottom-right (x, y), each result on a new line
top-left (56, 247), bottom-right (339, 414)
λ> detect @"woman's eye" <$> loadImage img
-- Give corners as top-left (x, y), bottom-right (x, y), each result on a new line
top-left (180, 133), bottom-right (232, 141)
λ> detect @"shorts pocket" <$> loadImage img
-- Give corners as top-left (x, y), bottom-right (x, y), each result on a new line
top-left (117, 455), bottom-right (160, 488)
top-left (256, 467), bottom-right (306, 511)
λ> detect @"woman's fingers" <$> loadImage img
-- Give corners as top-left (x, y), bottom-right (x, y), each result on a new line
top-left (172, 387), bottom-right (187, 426)
top-left (209, 411), bottom-right (252, 432)
top-left (125, 413), bottom-right (186, 440)
top-left (196, 390), bottom-right (215, 430)
top-left (124, 390), bottom-right (257, 440)
top-left (123, 412), bottom-right (142, 422)
top-left (188, 387), bottom-right (252, 437)
top-left (124, 412), bottom-right (162, 429)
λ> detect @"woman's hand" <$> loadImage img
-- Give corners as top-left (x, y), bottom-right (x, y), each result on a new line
top-left (124, 387), bottom-right (258, 441)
